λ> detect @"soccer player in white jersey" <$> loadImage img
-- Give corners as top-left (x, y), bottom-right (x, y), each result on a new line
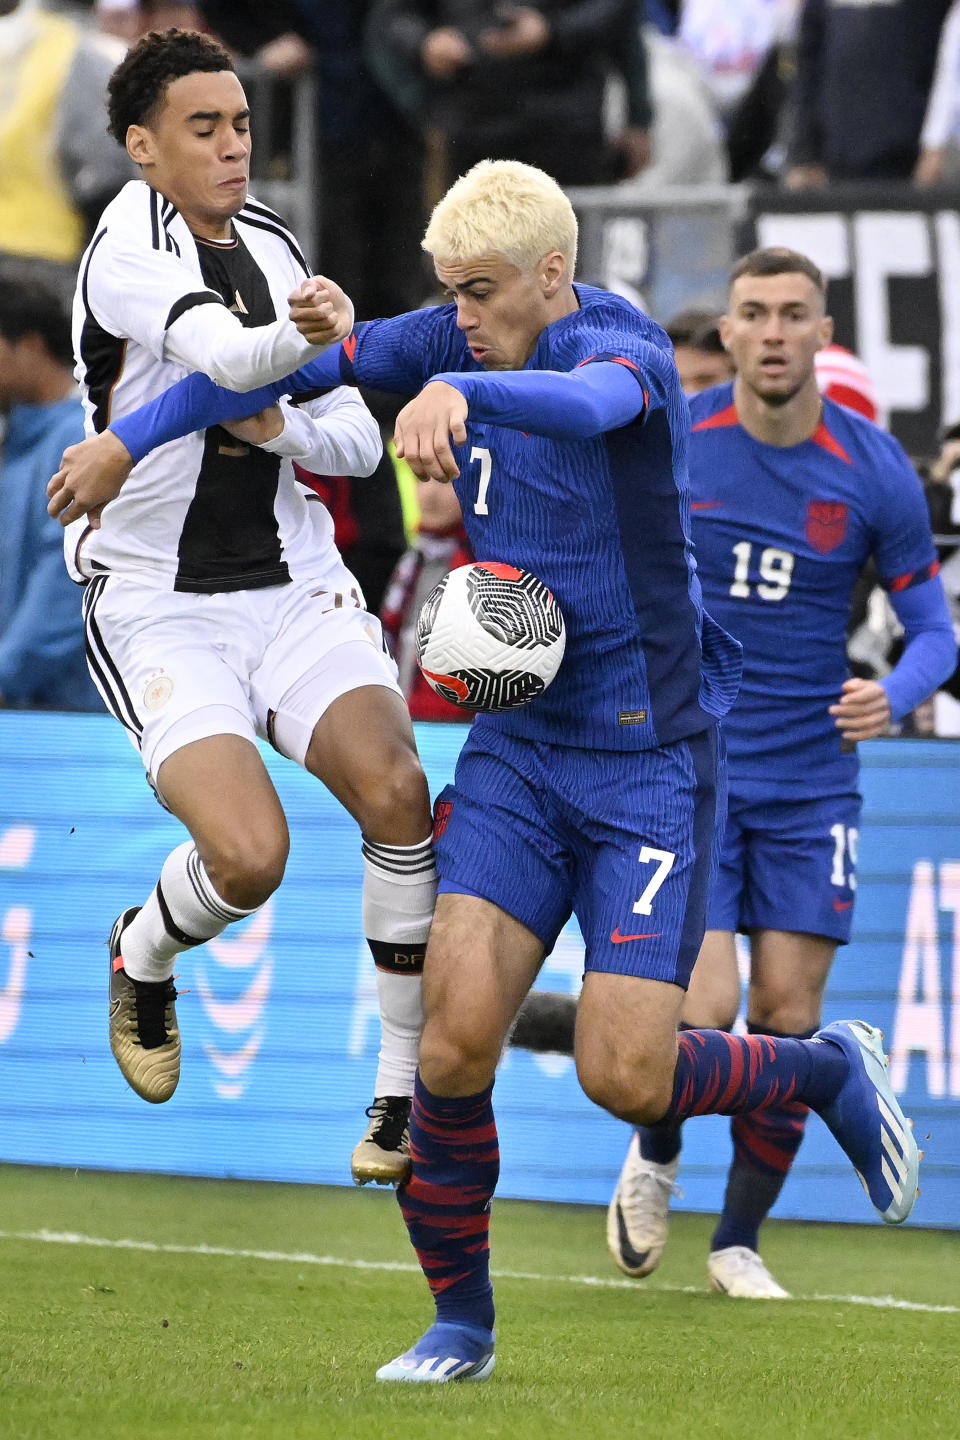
top-left (62, 29), bottom-right (435, 1184)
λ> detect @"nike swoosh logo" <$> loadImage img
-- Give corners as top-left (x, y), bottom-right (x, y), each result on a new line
top-left (610, 928), bottom-right (662, 943)
top-left (691, 501), bottom-right (723, 510)
top-left (833, 898), bottom-right (854, 912)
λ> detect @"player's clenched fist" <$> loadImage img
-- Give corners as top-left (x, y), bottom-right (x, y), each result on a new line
top-left (828, 677), bottom-right (892, 742)
top-left (394, 381), bottom-right (468, 483)
top-left (47, 429), bottom-right (134, 529)
top-left (288, 275), bottom-right (354, 347)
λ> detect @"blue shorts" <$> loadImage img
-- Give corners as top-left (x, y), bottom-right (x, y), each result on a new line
top-left (433, 721), bottom-right (724, 989)
top-left (706, 779), bottom-right (862, 943)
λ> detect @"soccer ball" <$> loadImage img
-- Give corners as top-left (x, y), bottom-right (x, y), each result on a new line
top-left (416, 561), bottom-right (566, 712)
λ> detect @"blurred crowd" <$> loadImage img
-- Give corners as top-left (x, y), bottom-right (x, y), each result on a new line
top-left (3, 0), bottom-right (960, 730)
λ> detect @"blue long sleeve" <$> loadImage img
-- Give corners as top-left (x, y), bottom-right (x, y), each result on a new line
top-left (883, 576), bottom-right (958, 718)
top-left (109, 342), bottom-right (649, 462)
top-left (434, 363), bottom-right (647, 437)
top-left (110, 345), bottom-right (346, 462)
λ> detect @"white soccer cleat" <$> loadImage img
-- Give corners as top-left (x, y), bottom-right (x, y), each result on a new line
top-left (606, 1132), bottom-right (680, 1278)
top-left (708, 1246), bottom-right (791, 1299)
top-left (376, 1322), bottom-right (495, 1383)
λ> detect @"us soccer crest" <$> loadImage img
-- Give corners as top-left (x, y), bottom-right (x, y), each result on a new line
top-left (806, 500), bottom-right (848, 554)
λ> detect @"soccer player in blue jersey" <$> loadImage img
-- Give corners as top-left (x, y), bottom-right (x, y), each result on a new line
top-left (605, 246), bottom-right (957, 1300)
top-left (48, 167), bottom-right (924, 1381)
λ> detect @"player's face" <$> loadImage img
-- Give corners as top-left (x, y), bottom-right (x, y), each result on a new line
top-left (128, 70), bottom-right (251, 238)
top-left (673, 343), bottom-right (735, 395)
top-left (434, 254), bottom-right (561, 370)
top-left (720, 273), bottom-right (832, 406)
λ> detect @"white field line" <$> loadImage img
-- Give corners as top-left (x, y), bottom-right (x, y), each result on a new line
top-left (1, 1227), bottom-right (957, 1316)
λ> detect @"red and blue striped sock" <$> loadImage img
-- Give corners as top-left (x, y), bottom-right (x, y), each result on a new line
top-left (710, 1024), bottom-right (815, 1253)
top-left (637, 1021), bottom-right (702, 1165)
top-left (396, 1073), bottom-right (498, 1332)
top-left (668, 1026), bottom-right (846, 1120)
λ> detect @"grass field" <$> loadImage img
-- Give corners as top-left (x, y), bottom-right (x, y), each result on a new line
top-left (0, 1164), bottom-right (957, 1440)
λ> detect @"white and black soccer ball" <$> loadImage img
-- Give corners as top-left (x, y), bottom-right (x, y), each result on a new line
top-left (416, 561), bottom-right (566, 712)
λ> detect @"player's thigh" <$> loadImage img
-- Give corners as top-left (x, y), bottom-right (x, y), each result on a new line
top-left (84, 575), bottom-right (263, 790)
top-left (683, 928), bottom-right (741, 1029)
top-left (747, 929), bottom-right (837, 1032)
top-left (419, 891), bottom-right (546, 1095)
top-left (575, 728), bottom-right (723, 992)
top-left (432, 725), bottom-right (577, 957)
top-left (305, 684), bottom-right (431, 843)
top-left (575, 971), bottom-right (685, 1124)
top-left (248, 583), bottom-right (424, 837)
top-left (739, 788), bottom-right (862, 944)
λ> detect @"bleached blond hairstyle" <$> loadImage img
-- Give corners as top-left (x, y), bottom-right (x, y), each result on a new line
top-left (423, 160), bottom-right (578, 276)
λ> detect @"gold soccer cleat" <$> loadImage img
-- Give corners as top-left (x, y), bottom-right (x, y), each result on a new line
top-left (108, 908), bottom-right (181, 1103)
top-left (351, 1096), bottom-right (412, 1186)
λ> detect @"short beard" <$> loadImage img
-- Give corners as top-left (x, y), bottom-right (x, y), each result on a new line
top-left (754, 378), bottom-right (804, 407)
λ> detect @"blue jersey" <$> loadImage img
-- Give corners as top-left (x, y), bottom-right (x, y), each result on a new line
top-left (342, 286), bottom-right (741, 751)
top-left (688, 383), bottom-right (940, 793)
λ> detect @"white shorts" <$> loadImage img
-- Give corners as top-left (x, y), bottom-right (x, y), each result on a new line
top-left (82, 572), bottom-right (403, 783)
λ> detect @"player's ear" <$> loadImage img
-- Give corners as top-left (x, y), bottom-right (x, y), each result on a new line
top-left (126, 125), bottom-right (155, 167)
top-left (818, 313), bottom-right (834, 350)
top-left (718, 314), bottom-right (733, 351)
top-left (539, 251), bottom-right (567, 297)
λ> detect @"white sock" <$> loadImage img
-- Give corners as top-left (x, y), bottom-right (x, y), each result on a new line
top-left (362, 834), bottom-right (435, 1097)
top-left (120, 841), bottom-right (258, 983)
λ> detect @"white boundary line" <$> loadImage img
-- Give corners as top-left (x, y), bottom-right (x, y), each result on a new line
top-left (2, 1228), bottom-right (957, 1315)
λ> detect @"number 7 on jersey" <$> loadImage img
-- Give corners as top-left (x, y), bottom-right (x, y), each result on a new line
top-left (470, 446), bottom-right (492, 515)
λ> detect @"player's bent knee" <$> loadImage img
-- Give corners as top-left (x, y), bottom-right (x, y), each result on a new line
top-left (577, 1053), bottom-right (675, 1127)
top-left (357, 755), bottom-right (432, 840)
top-left (202, 838), bottom-right (288, 911)
top-left (419, 1025), bottom-right (501, 1096)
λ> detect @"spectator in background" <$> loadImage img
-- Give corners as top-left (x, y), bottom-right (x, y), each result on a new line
top-left (381, 479), bottom-right (474, 721)
top-left (635, 0), bottom-right (799, 182)
top-left (916, 421), bottom-right (960, 731)
top-left (367, 1), bottom-right (652, 191)
top-left (785, 0), bottom-right (951, 187)
top-left (95, 0), bottom-right (202, 45)
top-left (0, 277), bottom-right (100, 711)
top-left (915, 0), bottom-right (960, 186)
top-left (620, 23), bottom-right (727, 188)
top-left (814, 343), bottom-right (877, 423)
top-left (0, 0), bottom-right (132, 291)
top-left (666, 308), bottom-right (734, 394)
top-left (199, 0), bottom-right (429, 317)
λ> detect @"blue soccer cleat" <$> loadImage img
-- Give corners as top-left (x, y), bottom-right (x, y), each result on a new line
top-left (376, 1321), bottom-right (496, 1383)
top-left (816, 1020), bottom-right (920, 1224)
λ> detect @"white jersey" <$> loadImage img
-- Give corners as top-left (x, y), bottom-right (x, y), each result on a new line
top-left (67, 180), bottom-right (378, 594)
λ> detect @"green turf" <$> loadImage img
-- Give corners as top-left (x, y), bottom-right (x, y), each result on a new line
top-left (0, 1164), bottom-right (956, 1440)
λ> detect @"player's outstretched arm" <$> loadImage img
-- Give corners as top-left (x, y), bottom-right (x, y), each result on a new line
top-left (226, 390), bottom-right (384, 477)
top-left (45, 400), bottom-right (291, 529)
top-left (393, 363), bottom-right (650, 481)
top-left (428, 362), bottom-right (649, 442)
top-left (45, 349), bottom-right (349, 527)
top-left (162, 274), bottom-right (354, 392)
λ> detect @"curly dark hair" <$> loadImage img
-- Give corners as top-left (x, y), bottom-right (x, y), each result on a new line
top-left (107, 29), bottom-right (236, 146)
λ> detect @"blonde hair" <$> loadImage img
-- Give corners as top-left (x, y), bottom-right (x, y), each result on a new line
top-left (423, 160), bottom-right (578, 276)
